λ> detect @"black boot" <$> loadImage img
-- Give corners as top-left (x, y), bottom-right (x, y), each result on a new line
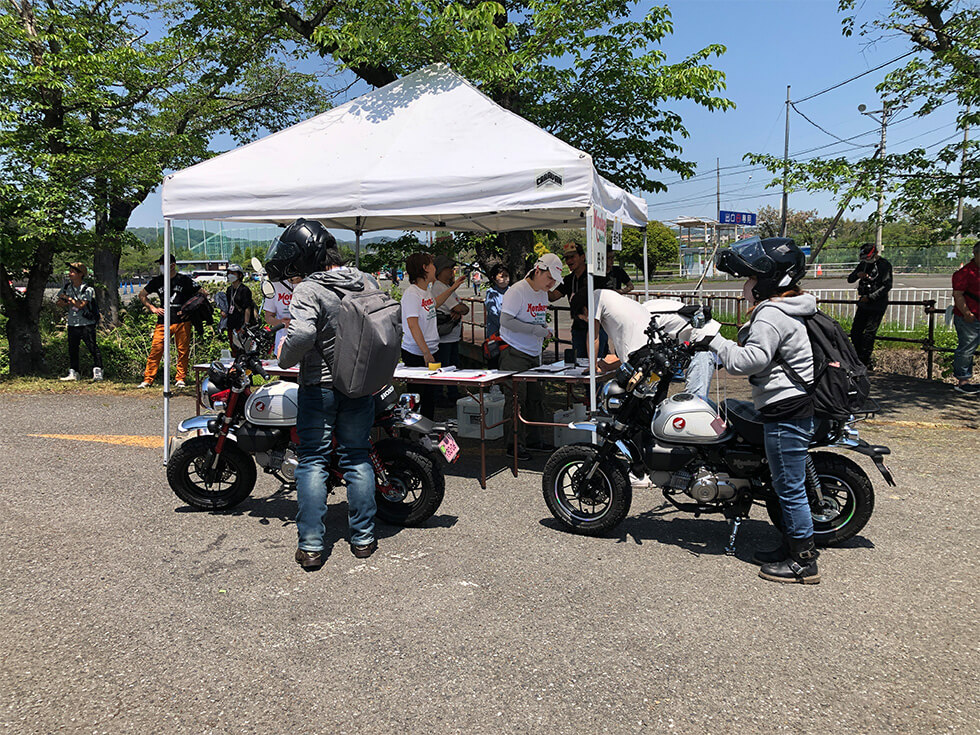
top-left (759, 536), bottom-right (820, 584)
top-left (751, 537), bottom-right (789, 566)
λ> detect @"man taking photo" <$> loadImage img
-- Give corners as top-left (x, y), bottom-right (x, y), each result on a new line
top-left (847, 242), bottom-right (892, 369)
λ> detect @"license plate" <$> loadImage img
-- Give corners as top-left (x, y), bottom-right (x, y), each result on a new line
top-left (438, 432), bottom-right (460, 463)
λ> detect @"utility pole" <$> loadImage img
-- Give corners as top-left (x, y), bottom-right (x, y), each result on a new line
top-left (860, 100), bottom-right (896, 252)
top-left (955, 105), bottom-right (970, 243)
top-left (716, 157), bottom-right (721, 247)
top-left (780, 85), bottom-right (791, 237)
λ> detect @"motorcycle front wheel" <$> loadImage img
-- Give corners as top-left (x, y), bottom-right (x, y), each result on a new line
top-left (373, 438), bottom-right (445, 527)
top-left (765, 451), bottom-right (875, 546)
top-left (167, 436), bottom-right (257, 510)
top-left (542, 445), bottom-right (632, 536)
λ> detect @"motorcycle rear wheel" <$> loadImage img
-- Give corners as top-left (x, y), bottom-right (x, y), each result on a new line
top-left (373, 439), bottom-right (445, 527)
top-left (542, 445), bottom-right (632, 536)
top-left (765, 451), bottom-right (874, 546)
top-left (167, 436), bottom-right (257, 510)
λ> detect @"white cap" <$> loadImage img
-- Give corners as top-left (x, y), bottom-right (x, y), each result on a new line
top-left (534, 252), bottom-right (563, 281)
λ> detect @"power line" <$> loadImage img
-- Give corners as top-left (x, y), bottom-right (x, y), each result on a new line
top-left (792, 51), bottom-right (916, 104)
top-left (790, 101), bottom-right (879, 147)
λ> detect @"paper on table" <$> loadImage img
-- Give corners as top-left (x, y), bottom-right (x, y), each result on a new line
top-left (529, 360), bottom-right (570, 373)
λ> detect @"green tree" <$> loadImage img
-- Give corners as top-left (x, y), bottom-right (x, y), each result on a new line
top-left (265, 0), bottom-right (734, 277)
top-left (621, 220), bottom-right (678, 272)
top-left (747, 1), bottom-right (978, 244)
top-left (756, 206), bottom-right (819, 244)
top-left (0, 0), bottom-right (324, 373)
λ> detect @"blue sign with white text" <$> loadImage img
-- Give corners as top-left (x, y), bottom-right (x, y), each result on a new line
top-left (718, 210), bottom-right (757, 226)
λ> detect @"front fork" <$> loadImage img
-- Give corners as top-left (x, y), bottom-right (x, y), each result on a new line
top-left (205, 391), bottom-right (242, 482)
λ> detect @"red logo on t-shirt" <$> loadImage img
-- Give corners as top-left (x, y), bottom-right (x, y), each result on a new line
top-left (422, 297), bottom-right (434, 310)
top-left (526, 302), bottom-right (547, 317)
top-left (277, 292), bottom-right (292, 306)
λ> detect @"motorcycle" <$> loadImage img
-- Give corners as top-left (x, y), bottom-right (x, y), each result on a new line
top-left (541, 317), bottom-right (895, 551)
top-left (167, 323), bottom-right (458, 526)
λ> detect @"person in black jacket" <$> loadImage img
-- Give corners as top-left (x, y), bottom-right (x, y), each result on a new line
top-left (221, 264), bottom-right (256, 356)
top-left (847, 243), bottom-right (892, 368)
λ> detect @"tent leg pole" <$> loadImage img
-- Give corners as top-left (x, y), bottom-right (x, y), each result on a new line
top-left (163, 219), bottom-right (172, 465)
top-left (643, 229), bottom-right (649, 299)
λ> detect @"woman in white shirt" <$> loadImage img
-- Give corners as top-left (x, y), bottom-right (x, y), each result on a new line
top-left (401, 251), bottom-right (465, 418)
top-left (499, 253), bottom-right (562, 459)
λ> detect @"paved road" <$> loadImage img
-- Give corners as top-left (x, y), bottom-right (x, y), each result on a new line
top-left (1, 389), bottom-right (977, 734)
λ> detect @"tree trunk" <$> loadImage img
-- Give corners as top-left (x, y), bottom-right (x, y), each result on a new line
top-left (0, 240), bottom-right (55, 375)
top-left (501, 231), bottom-right (534, 282)
top-left (92, 189), bottom-right (138, 328)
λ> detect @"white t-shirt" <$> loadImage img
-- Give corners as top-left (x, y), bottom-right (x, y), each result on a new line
top-left (401, 283), bottom-right (439, 356)
top-left (431, 280), bottom-right (462, 343)
top-left (594, 293), bottom-right (694, 360)
top-left (500, 278), bottom-right (550, 357)
top-left (263, 282), bottom-right (294, 352)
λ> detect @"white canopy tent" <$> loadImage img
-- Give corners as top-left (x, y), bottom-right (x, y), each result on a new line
top-left (158, 64), bottom-right (649, 461)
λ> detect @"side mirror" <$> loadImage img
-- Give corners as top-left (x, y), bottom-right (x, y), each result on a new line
top-left (250, 257), bottom-right (264, 274)
top-left (259, 276), bottom-right (276, 300)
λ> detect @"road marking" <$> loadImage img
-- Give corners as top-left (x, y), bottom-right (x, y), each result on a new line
top-left (30, 434), bottom-right (163, 448)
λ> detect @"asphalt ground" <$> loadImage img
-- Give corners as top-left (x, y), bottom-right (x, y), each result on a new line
top-left (0, 381), bottom-right (978, 734)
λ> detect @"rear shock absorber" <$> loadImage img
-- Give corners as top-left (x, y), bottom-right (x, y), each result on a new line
top-left (805, 455), bottom-right (824, 504)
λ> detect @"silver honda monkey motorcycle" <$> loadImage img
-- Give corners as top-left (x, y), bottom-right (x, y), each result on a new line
top-left (541, 317), bottom-right (894, 552)
top-left (167, 323), bottom-right (457, 526)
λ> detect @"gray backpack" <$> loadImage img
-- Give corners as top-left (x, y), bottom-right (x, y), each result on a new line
top-left (321, 283), bottom-right (403, 398)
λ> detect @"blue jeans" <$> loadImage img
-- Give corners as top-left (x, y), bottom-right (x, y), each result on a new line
top-left (572, 327), bottom-right (608, 361)
top-left (295, 384), bottom-right (376, 550)
top-left (685, 351), bottom-right (715, 399)
top-left (763, 417), bottom-right (815, 540)
top-left (953, 314), bottom-right (980, 381)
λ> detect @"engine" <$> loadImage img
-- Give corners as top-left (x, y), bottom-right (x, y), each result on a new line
top-left (669, 466), bottom-right (743, 503)
top-left (254, 446), bottom-right (299, 482)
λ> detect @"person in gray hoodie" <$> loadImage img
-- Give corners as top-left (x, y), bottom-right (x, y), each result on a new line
top-left (266, 218), bottom-right (381, 569)
top-left (694, 236), bottom-right (820, 584)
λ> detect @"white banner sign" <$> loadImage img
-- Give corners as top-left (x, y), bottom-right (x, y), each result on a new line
top-left (611, 218), bottom-right (623, 251)
top-left (588, 208), bottom-right (608, 276)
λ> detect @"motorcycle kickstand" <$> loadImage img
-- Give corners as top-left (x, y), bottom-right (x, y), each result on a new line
top-left (724, 516), bottom-right (744, 556)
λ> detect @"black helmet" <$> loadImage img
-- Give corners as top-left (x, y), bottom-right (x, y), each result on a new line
top-left (716, 235), bottom-right (806, 302)
top-left (264, 218), bottom-right (336, 282)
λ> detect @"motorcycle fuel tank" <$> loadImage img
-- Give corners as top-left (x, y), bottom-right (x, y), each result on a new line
top-left (651, 393), bottom-right (728, 444)
top-left (245, 380), bottom-right (299, 426)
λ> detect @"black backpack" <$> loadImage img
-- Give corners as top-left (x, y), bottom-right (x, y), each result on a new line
top-left (81, 290), bottom-right (100, 324)
top-left (777, 310), bottom-right (871, 420)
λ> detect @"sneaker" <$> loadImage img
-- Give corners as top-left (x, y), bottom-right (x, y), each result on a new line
top-left (59, 369), bottom-right (79, 382)
top-left (174, 380), bottom-right (186, 388)
top-left (350, 539), bottom-right (378, 559)
top-left (506, 444), bottom-right (531, 461)
top-left (295, 548), bottom-right (324, 569)
top-left (138, 380), bottom-right (152, 389)
top-left (92, 367), bottom-right (103, 381)
top-left (954, 383), bottom-right (980, 395)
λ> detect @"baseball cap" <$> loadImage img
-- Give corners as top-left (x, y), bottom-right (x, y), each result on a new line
top-left (433, 254), bottom-right (456, 274)
top-left (535, 252), bottom-right (563, 281)
top-left (156, 253), bottom-right (177, 264)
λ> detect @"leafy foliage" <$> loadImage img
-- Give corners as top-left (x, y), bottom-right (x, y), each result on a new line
top-left (747, 1), bottom-right (979, 238)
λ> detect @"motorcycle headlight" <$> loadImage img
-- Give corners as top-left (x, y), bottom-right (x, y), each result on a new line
top-left (599, 380), bottom-right (627, 414)
top-left (200, 377), bottom-right (227, 411)
top-left (207, 360), bottom-right (231, 389)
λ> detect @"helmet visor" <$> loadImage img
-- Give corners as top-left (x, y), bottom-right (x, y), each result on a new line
top-left (264, 237), bottom-right (298, 281)
top-left (716, 235), bottom-right (771, 278)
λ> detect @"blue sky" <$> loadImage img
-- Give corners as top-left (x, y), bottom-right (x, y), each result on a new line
top-left (129, 0), bottom-right (960, 232)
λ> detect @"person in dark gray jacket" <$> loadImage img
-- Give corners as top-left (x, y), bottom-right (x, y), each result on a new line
top-left (693, 236), bottom-right (821, 585)
top-left (266, 218), bottom-right (381, 569)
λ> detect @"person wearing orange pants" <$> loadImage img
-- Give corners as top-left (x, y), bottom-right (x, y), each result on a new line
top-left (143, 321), bottom-right (192, 385)
top-left (138, 254), bottom-right (202, 388)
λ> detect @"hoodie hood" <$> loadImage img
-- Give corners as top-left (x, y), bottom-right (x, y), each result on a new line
top-left (754, 292), bottom-right (817, 319)
top-left (306, 266), bottom-right (368, 292)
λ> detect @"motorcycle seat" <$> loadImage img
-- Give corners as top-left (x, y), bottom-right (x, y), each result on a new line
top-left (723, 399), bottom-right (837, 446)
top-left (722, 399), bottom-right (764, 445)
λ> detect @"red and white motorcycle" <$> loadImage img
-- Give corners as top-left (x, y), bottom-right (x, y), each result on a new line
top-left (167, 323), bottom-right (458, 526)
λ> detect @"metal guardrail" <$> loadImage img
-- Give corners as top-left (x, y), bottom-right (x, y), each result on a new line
top-left (458, 290), bottom-right (954, 381)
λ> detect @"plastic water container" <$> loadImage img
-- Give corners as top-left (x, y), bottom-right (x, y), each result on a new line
top-left (553, 403), bottom-right (590, 446)
top-left (456, 386), bottom-right (505, 440)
